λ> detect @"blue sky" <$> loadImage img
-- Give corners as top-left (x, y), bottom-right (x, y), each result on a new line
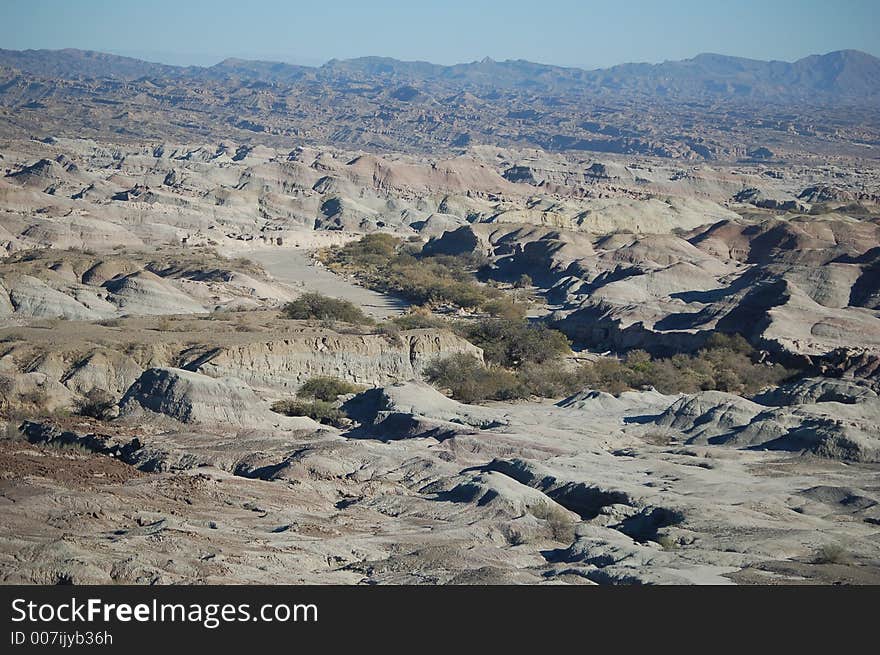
top-left (2, 0), bottom-right (878, 68)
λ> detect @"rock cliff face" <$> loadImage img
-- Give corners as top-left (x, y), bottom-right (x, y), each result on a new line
top-left (183, 329), bottom-right (482, 391)
top-left (0, 319), bottom-right (480, 414)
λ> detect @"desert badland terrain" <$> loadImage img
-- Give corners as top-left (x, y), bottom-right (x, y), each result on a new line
top-left (0, 48), bottom-right (879, 584)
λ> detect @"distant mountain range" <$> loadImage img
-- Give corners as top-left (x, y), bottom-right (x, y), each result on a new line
top-left (1, 48), bottom-right (878, 102)
top-left (0, 48), bottom-right (877, 159)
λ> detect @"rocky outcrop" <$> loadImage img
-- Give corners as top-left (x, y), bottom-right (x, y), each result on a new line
top-left (118, 366), bottom-right (309, 428)
top-left (103, 271), bottom-right (208, 316)
top-left (655, 391), bottom-right (765, 439)
top-left (343, 380), bottom-right (508, 439)
top-left (650, 386), bottom-right (880, 462)
top-left (752, 377), bottom-right (878, 406)
top-left (185, 329), bottom-right (482, 391)
top-left (5, 274), bottom-right (104, 320)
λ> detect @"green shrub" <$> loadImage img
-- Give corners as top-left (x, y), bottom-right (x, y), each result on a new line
top-left (270, 399), bottom-right (346, 427)
top-left (576, 334), bottom-right (796, 396)
top-left (281, 293), bottom-right (372, 325)
top-left (458, 318), bottom-right (571, 368)
top-left (330, 233), bottom-right (400, 269)
top-left (323, 235), bottom-right (500, 310)
top-left (517, 362), bottom-right (583, 398)
top-left (424, 353), bottom-right (524, 403)
top-left (296, 376), bottom-right (362, 402)
top-left (430, 328), bottom-right (797, 403)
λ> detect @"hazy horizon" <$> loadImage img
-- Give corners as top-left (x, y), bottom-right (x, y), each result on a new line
top-left (1, 0), bottom-right (878, 71)
top-left (26, 45), bottom-right (880, 73)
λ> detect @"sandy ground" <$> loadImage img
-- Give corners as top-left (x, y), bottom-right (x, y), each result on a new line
top-left (249, 248), bottom-right (409, 319)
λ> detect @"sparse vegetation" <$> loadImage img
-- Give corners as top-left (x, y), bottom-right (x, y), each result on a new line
top-left (478, 296), bottom-right (528, 320)
top-left (296, 376), bottom-right (362, 402)
top-left (0, 376), bottom-right (14, 413)
top-left (425, 318), bottom-right (579, 403)
top-left (656, 534), bottom-right (680, 551)
top-left (425, 331), bottom-right (798, 404)
top-left (281, 292), bottom-right (372, 325)
top-left (270, 399), bottom-right (347, 427)
top-left (322, 233), bottom-right (525, 316)
top-left (457, 318), bottom-right (571, 368)
top-left (388, 307), bottom-right (449, 330)
top-left (424, 353), bottom-right (523, 404)
top-left (515, 361), bottom-right (583, 398)
top-left (374, 321), bottom-right (402, 344)
top-left (514, 274), bottom-right (532, 289)
top-left (532, 502), bottom-right (576, 542)
top-left (75, 389), bottom-right (117, 420)
top-left (814, 544), bottom-right (851, 565)
top-left (500, 524), bottom-right (527, 546)
top-left (578, 334), bottom-right (796, 395)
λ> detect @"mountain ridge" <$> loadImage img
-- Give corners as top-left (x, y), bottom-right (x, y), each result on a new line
top-left (1, 47), bottom-right (877, 101)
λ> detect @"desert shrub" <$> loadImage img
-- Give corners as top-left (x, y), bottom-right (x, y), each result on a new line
top-left (270, 399), bottom-right (346, 427)
top-left (2, 419), bottom-right (23, 441)
top-left (375, 321), bottom-right (402, 344)
top-left (296, 376), bottom-right (362, 402)
top-left (422, 317), bottom-right (575, 402)
top-left (501, 524), bottom-right (528, 546)
top-left (424, 353), bottom-right (524, 403)
top-left (330, 233), bottom-right (400, 270)
top-left (576, 334), bottom-right (797, 396)
top-left (814, 544), bottom-right (850, 565)
top-left (390, 308), bottom-right (449, 330)
top-left (19, 389), bottom-right (49, 411)
top-left (457, 318), bottom-right (570, 368)
top-left (155, 317), bottom-right (177, 332)
top-left (480, 297), bottom-right (528, 320)
top-left (76, 389), bottom-right (116, 420)
top-left (0, 375), bottom-right (13, 412)
top-left (531, 502), bottom-right (576, 542)
top-left (656, 534), bottom-right (680, 551)
top-left (514, 274), bottom-right (533, 288)
top-left (281, 292), bottom-right (372, 325)
top-left (517, 362), bottom-right (583, 398)
top-left (323, 235), bottom-right (500, 310)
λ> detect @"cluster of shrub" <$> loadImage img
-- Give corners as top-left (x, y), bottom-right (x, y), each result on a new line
top-left (319, 233), bottom-right (527, 319)
top-left (425, 332), bottom-right (796, 404)
top-left (279, 235), bottom-right (798, 404)
top-left (578, 334), bottom-right (795, 396)
top-left (270, 376), bottom-right (362, 427)
top-left (281, 292), bottom-right (373, 325)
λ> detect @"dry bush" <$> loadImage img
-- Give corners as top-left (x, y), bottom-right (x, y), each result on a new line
top-left (814, 544), bottom-right (850, 565)
top-left (324, 233), bottom-right (499, 310)
top-left (75, 388), bottom-right (116, 420)
top-left (532, 502), bottom-right (576, 542)
top-left (390, 308), bottom-right (448, 330)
